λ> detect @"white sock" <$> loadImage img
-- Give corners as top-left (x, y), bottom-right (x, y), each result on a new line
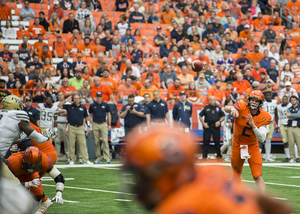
top-left (265, 139), bottom-right (271, 159)
top-left (259, 148), bottom-right (262, 153)
top-left (295, 144), bottom-right (299, 158)
top-left (284, 148), bottom-right (290, 159)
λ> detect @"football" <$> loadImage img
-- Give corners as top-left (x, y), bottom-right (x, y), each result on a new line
top-left (192, 60), bottom-right (203, 72)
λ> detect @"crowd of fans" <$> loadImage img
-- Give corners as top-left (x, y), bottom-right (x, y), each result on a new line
top-left (0, 0), bottom-right (299, 105)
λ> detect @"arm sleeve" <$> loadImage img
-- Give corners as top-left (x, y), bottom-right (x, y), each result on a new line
top-left (253, 126), bottom-right (268, 142)
top-left (28, 130), bottom-right (49, 143)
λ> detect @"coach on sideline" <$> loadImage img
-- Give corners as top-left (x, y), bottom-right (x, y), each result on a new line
top-left (286, 95), bottom-right (300, 163)
top-left (119, 94), bottom-right (145, 137)
top-left (173, 91), bottom-right (192, 128)
top-left (146, 90), bottom-right (169, 127)
top-left (58, 94), bottom-right (93, 165)
top-left (89, 92), bottom-right (111, 164)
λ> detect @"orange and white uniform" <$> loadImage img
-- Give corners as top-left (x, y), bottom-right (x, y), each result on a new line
top-left (231, 101), bottom-right (271, 178)
top-left (156, 165), bottom-right (263, 214)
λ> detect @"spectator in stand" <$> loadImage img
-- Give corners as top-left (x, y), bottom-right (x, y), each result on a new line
top-left (232, 73), bottom-right (251, 95)
top-left (33, 34), bottom-right (47, 56)
top-left (100, 69), bottom-right (117, 92)
top-left (260, 50), bottom-right (276, 71)
top-left (259, 35), bottom-right (270, 53)
top-left (2, 20), bottom-right (16, 40)
top-left (48, 0), bottom-right (64, 21)
top-left (117, 15), bottom-right (131, 36)
top-left (80, 19), bottom-right (96, 38)
top-left (225, 70), bottom-right (237, 83)
top-left (63, 13), bottom-right (79, 34)
top-left (114, 0), bottom-right (129, 12)
top-left (292, 57), bottom-right (300, 82)
top-left (14, 65), bottom-right (26, 86)
top-left (31, 78), bottom-right (46, 103)
top-left (279, 81), bottom-right (298, 99)
top-left (160, 37), bottom-right (172, 59)
top-left (28, 17), bottom-right (46, 39)
top-left (26, 54), bottom-right (42, 74)
top-left (59, 77), bottom-right (76, 95)
top-left (39, 11), bottom-right (50, 32)
top-left (217, 50), bottom-right (234, 72)
top-left (69, 69), bottom-right (84, 90)
top-left (131, 42), bottom-right (143, 64)
top-left (139, 79), bottom-right (158, 100)
top-left (268, 11), bottom-right (281, 26)
top-left (39, 45), bottom-right (52, 62)
top-left (0, 0), bottom-right (12, 21)
top-left (0, 44), bottom-right (13, 63)
top-left (263, 23), bottom-right (276, 43)
top-left (202, 21), bottom-right (217, 40)
top-left (243, 68), bottom-right (255, 85)
top-left (187, 20), bottom-right (202, 36)
top-left (117, 77), bottom-right (136, 103)
top-left (214, 26), bottom-right (225, 44)
top-left (177, 65), bottom-right (194, 89)
top-left (171, 23), bottom-right (184, 45)
top-left (244, 33), bottom-right (257, 52)
top-left (207, 80), bottom-right (226, 105)
top-left (49, 12), bottom-right (63, 35)
top-left (254, 12), bottom-right (268, 32)
top-left (121, 28), bottom-right (136, 46)
top-left (167, 78), bottom-right (185, 104)
top-left (60, 0), bottom-right (75, 10)
top-left (129, 4), bottom-right (145, 23)
top-left (101, 29), bottom-right (112, 54)
top-left (248, 45), bottom-right (264, 64)
top-left (251, 62), bottom-right (265, 82)
top-left (8, 54), bottom-right (26, 74)
top-left (226, 23), bottom-right (238, 42)
top-left (161, 3), bottom-right (176, 24)
top-left (78, 79), bottom-right (93, 103)
top-left (20, 0), bottom-right (35, 21)
top-left (235, 51), bottom-right (250, 72)
top-left (91, 77), bottom-right (116, 103)
top-left (154, 26), bottom-right (168, 47)
top-left (6, 73), bottom-right (15, 89)
top-left (195, 73), bottom-right (211, 96)
top-left (53, 36), bottom-right (67, 58)
top-left (76, 1), bottom-right (93, 22)
top-left (239, 24), bottom-right (251, 43)
top-left (80, 37), bottom-right (95, 58)
top-left (57, 53), bottom-right (72, 74)
top-left (237, 18), bottom-right (246, 36)
top-left (141, 64), bottom-right (160, 84)
top-left (161, 64), bottom-right (177, 89)
top-left (286, 0), bottom-right (300, 29)
top-left (224, 33), bottom-right (238, 53)
top-left (29, 65), bottom-right (45, 82)
top-left (229, 0), bottom-right (242, 20)
top-left (71, 53), bottom-right (87, 72)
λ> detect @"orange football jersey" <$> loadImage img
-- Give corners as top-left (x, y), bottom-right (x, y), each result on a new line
top-left (156, 165), bottom-right (263, 214)
top-left (6, 151), bottom-right (53, 177)
top-left (232, 101), bottom-right (271, 146)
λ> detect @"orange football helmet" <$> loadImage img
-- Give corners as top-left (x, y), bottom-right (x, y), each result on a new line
top-left (22, 146), bottom-right (42, 173)
top-left (123, 125), bottom-right (196, 210)
top-left (247, 90), bottom-right (265, 110)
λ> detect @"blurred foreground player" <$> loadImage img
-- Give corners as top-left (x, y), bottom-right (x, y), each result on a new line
top-left (225, 91), bottom-right (271, 193)
top-left (123, 125), bottom-right (292, 214)
top-left (0, 95), bottom-right (52, 183)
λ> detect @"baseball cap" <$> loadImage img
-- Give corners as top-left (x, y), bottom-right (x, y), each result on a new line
top-left (268, 22), bottom-right (273, 25)
top-left (260, 71), bottom-right (266, 75)
top-left (199, 73), bottom-right (205, 78)
top-left (96, 92), bottom-right (103, 97)
top-left (252, 81), bottom-right (260, 87)
top-left (53, 0), bottom-right (59, 4)
top-left (180, 91), bottom-right (186, 95)
top-left (25, 97), bottom-right (32, 102)
top-left (207, 20), bottom-right (213, 25)
top-left (157, 26), bottom-right (162, 30)
top-left (122, 54), bottom-right (127, 58)
top-left (266, 79), bottom-right (273, 83)
top-left (77, 53), bottom-right (82, 57)
top-left (229, 70), bottom-right (236, 75)
top-left (76, 69), bottom-right (83, 73)
top-left (35, 64), bottom-right (41, 69)
top-left (285, 81), bottom-right (292, 86)
top-left (244, 24), bottom-right (250, 28)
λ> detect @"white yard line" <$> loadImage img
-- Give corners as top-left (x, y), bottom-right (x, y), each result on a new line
top-left (114, 199), bottom-right (132, 202)
top-left (43, 184), bottom-right (135, 196)
top-left (243, 180), bottom-right (300, 188)
top-left (288, 176), bottom-right (300, 178)
top-left (63, 200), bottom-right (80, 203)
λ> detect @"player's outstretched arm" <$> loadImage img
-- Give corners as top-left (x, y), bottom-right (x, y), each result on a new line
top-left (257, 193), bottom-right (294, 214)
top-left (18, 121), bottom-right (49, 143)
top-left (224, 106), bottom-right (239, 117)
top-left (46, 166), bottom-right (65, 204)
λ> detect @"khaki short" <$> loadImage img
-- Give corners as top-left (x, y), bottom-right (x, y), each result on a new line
top-left (266, 122), bottom-right (275, 139)
top-left (280, 124), bottom-right (288, 143)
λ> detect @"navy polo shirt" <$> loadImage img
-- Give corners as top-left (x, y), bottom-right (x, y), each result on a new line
top-left (146, 99), bottom-right (168, 120)
top-left (131, 49), bottom-right (143, 63)
top-left (120, 103), bottom-right (145, 128)
top-left (101, 38), bottom-right (112, 51)
top-left (266, 68), bottom-right (278, 83)
top-left (140, 103), bottom-right (149, 122)
top-left (159, 44), bottom-right (172, 58)
top-left (171, 30), bottom-right (182, 43)
top-left (172, 101), bottom-right (193, 127)
top-left (63, 103), bottom-right (88, 126)
top-left (89, 102), bottom-right (110, 123)
top-left (23, 107), bottom-right (40, 121)
top-left (287, 104), bottom-right (300, 128)
top-left (235, 58), bottom-right (250, 70)
top-left (14, 73), bottom-right (26, 86)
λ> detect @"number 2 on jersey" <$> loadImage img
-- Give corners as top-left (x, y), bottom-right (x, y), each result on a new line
top-left (242, 122), bottom-right (252, 137)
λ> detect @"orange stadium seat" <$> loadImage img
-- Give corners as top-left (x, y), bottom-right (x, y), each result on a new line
top-left (33, 4), bottom-right (48, 10)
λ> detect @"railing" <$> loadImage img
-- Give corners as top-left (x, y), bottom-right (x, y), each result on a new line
top-left (279, 6), bottom-right (300, 27)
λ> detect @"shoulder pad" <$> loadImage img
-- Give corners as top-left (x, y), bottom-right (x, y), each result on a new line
top-left (15, 111), bottom-right (30, 123)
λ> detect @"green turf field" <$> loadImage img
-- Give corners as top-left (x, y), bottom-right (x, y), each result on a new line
top-left (41, 159), bottom-right (300, 214)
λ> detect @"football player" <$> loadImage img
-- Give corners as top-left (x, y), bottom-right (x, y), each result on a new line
top-left (225, 90), bottom-right (271, 193)
top-left (0, 95), bottom-right (52, 183)
top-left (123, 125), bottom-right (293, 213)
top-left (262, 89), bottom-right (278, 161)
top-left (6, 146), bottom-right (54, 214)
top-left (275, 96), bottom-right (293, 162)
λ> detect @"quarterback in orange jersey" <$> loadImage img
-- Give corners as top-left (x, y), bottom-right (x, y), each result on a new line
top-left (225, 90), bottom-right (271, 193)
top-left (123, 125), bottom-right (292, 214)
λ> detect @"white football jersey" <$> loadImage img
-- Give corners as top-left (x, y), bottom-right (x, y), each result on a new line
top-left (37, 104), bottom-right (58, 128)
top-left (0, 110), bottom-right (29, 158)
top-left (277, 103), bottom-right (292, 126)
top-left (262, 99), bottom-right (277, 121)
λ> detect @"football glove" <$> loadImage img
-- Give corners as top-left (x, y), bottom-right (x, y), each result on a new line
top-left (43, 128), bottom-right (57, 139)
top-left (10, 144), bottom-right (19, 153)
top-left (20, 131), bottom-right (30, 142)
top-left (24, 179), bottom-right (40, 188)
top-left (52, 191), bottom-right (64, 204)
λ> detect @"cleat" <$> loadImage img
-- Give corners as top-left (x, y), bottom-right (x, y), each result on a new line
top-left (94, 159), bottom-right (102, 164)
top-left (289, 159), bottom-right (295, 163)
top-left (84, 161), bottom-right (94, 165)
top-left (282, 158), bottom-right (290, 162)
top-left (35, 199), bottom-right (53, 214)
top-left (79, 159), bottom-right (83, 164)
top-left (106, 159), bottom-right (111, 163)
top-left (265, 158), bottom-right (275, 162)
top-left (69, 161), bottom-right (75, 165)
top-left (67, 158), bottom-right (70, 163)
top-left (296, 158), bottom-right (300, 163)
